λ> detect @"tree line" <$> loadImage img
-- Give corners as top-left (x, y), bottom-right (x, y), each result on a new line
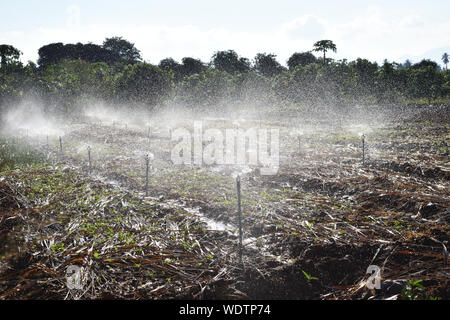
top-left (1, 38), bottom-right (449, 117)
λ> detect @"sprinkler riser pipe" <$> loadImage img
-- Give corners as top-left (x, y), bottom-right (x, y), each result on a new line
top-left (237, 175), bottom-right (243, 266)
top-left (145, 156), bottom-right (150, 197)
top-left (88, 147), bottom-right (91, 172)
top-left (362, 135), bottom-right (365, 165)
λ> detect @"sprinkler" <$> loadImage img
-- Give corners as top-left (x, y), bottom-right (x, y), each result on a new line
top-left (87, 146), bottom-right (91, 173)
top-left (59, 136), bottom-right (63, 156)
top-left (360, 133), bottom-right (366, 165)
top-left (236, 175), bottom-right (243, 267)
top-left (145, 154), bottom-right (150, 197)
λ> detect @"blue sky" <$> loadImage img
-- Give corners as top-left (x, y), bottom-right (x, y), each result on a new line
top-left (2, 0), bottom-right (450, 66)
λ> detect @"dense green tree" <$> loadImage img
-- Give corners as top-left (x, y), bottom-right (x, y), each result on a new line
top-left (232, 70), bottom-right (273, 105)
top-left (103, 37), bottom-right (142, 64)
top-left (159, 57), bottom-right (208, 81)
top-left (158, 58), bottom-right (183, 81)
top-left (176, 69), bottom-right (234, 111)
top-left (316, 60), bottom-right (352, 106)
top-left (348, 58), bottom-right (378, 102)
top-left (442, 69), bottom-right (450, 96)
top-left (37, 42), bottom-right (119, 68)
top-left (2, 39), bottom-right (450, 116)
top-left (289, 63), bottom-right (321, 104)
top-left (376, 61), bottom-right (405, 103)
top-left (409, 66), bottom-right (443, 103)
top-left (0, 63), bottom-right (33, 109)
top-left (211, 50), bottom-right (251, 74)
top-left (313, 40), bottom-right (337, 64)
top-left (0, 45), bottom-right (22, 68)
top-left (287, 52), bottom-right (317, 70)
top-left (40, 59), bottom-right (115, 113)
top-left (158, 58), bottom-right (180, 71)
top-left (115, 63), bottom-right (173, 108)
top-left (179, 57), bottom-right (207, 78)
top-left (411, 59), bottom-right (439, 71)
top-left (37, 43), bottom-right (65, 68)
top-left (254, 53), bottom-right (284, 77)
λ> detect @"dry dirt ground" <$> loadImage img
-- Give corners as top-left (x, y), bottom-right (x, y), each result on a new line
top-left (0, 106), bottom-right (449, 300)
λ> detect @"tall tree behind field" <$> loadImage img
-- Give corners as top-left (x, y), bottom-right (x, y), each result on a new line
top-left (348, 58), bottom-right (378, 103)
top-left (442, 53), bottom-right (449, 70)
top-left (0, 45), bottom-right (22, 68)
top-left (409, 66), bottom-right (443, 103)
top-left (0, 45), bottom-right (27, 111)
top-left (38, 42), bottom-right (119, 68)
top-left (115, 63), bottom-right (173, 108)
top-left (411, 59), bottom-right (439, 71)
top-left (313, 40), bottom-right (337, 65)
top-left (179, 57), bottom-right (207, 78)
top-left (211, 50), bottom-right (251, 74)
top-left (287, 52), bottom-right (317, 70)
top-left (159, 58), bottom-right (183, 81)
top-left (254, 53), bottom-right (284, 77)
top-left (103, 37), bottom-right (142, 64)
top-left (39, 59), bottom-right (115, 114)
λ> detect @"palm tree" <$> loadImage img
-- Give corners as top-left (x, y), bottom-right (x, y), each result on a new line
top-left (442, 53), bottom-right (449, 70)
top-left (313, 40), bottom-right (337, 65)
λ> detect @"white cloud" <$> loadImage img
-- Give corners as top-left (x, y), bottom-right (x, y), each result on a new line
top-left (281, 15), bottom-right (327, 41)
top-left (1, 5), bottom-right (449, 66)
top-left (324, 6), bottom-right (450, 63)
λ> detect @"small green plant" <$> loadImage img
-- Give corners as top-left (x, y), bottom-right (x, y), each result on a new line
top-left (302, 270), bottom-right (318, 282)
top-left (393, 219), bottom-right (405, 230)
top-left (401, 280), bottom-right (436, 300)
top-left (50, 242), bottom-right (65, 253)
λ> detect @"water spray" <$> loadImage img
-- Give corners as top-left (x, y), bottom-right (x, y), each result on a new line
top-left (298, 130), bottom-right (303, 154)
top-left (236, 175), bottom-right (243, 267)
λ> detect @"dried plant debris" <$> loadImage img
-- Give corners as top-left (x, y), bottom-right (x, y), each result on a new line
top-left (0, 114), bottom-right (449, 300)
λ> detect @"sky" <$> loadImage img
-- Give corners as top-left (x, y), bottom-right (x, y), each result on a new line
top-left (1, 0), bottom-right (450, 67)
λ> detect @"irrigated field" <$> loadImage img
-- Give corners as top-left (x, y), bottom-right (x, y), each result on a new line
top-left (1, 105), bottom-right (449, 300)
